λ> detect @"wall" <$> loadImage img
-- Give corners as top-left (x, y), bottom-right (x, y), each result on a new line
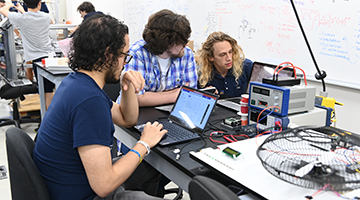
top-left (58, 0), bottom-right (67, 23)
top-left (123, 0), bottom-right (360, 89)
top-left (307, 80), bottom-right (360, 133)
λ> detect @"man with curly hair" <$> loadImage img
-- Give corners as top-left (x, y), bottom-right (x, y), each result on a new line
top-left (33, 14), bottom-right (166, 200)
top-left (116, 9), bottom-right (197, 107)
top-left (197, 31), bottom-right (253, 99)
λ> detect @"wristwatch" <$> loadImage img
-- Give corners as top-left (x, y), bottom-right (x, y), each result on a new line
top-left (137, 141), bottom-right (150, 156)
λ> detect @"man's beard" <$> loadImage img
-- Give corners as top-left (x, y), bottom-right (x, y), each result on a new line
top-left (169, 50), bottom-right (184, 59)
top-left (105, 66), bottom-right (120, 84)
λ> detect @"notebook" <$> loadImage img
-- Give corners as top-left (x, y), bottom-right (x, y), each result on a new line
top-left (0, 73), bottom-right (32, 87)
top-left (135, 85), bottom-right (219, 146)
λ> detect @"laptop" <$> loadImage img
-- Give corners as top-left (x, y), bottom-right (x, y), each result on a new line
top-left (246, 61), bottom-right (295, 93)
top-left (217, 97), bottom-right (241, 111)
top-left (135, 85), bottom-right (219, 146)
top-left (0, 73), bottom-right (32, 87)
top-left (154, 87), bottom-right (217, 113)
top-left (216, 61), bottom-right (295, 111)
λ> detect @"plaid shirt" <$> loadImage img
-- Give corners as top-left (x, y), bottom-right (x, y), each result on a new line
top-left (116, 39), bottom-right (197, 104)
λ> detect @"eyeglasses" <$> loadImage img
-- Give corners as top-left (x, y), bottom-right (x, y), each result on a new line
top-left (120, 52), bottom-right (133, 64)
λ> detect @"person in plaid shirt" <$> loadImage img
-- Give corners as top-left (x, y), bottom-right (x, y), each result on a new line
top-left (116, 9), bottom-right (197, 107)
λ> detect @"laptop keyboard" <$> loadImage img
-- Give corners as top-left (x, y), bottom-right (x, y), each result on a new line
top-left (161, 120), bottom-right (200, 142)
top-left (134, 120), bottom-right (201, 146)
top-left (13, 81), bottom-right (24, 85)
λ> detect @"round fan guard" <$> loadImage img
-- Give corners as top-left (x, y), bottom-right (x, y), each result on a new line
top-left (256, 126), bottom-right (360, 192)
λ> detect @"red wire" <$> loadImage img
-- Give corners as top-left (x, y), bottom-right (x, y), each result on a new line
top-left (210, 132), bottom-right (251, 144)
top-left (230, 135), bottom-right (237, 141)
top-left (256, 106), bottom-right (281, 133)
top-left (231, 134), bottom-right (250, 139)
top-left (308, 183), bottom-right (329, 199)
top-left (210, 132), bottom-right (228, 144)
top-left (255, 132), bottom-right (266, 146)
top-left (276, 65), bottom-right (307, 85)
top-left (223, 134), bottom-right (249, 143)
top-left (223, 136), bottom-right (235, 143)
top-left (274, 62), bottom-right (297, 79)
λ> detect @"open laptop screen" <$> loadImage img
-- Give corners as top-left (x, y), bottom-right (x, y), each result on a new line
top-left (246, 61), bottom-right (295, 93)
top-left (169, 86), bottom-right (218, 133)
top-left (0, 72), bottom-right (11, 85)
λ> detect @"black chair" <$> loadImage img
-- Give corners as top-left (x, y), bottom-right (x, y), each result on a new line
top-left (5, 127), bottom-right (50, 200)
top-left (164, 187), bottom-right (183, 200)
top-left (0, 83), bottom-right (41, 128)
top-left (188, 175), bottom-right (240, 200)
top-left (103, 82), bottom-right (121, 102)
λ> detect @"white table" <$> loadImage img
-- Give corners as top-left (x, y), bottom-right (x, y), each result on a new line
top-left (35, 62), bottom-right (72, 119)
top-left (190, 136), bottom-right (360, 199)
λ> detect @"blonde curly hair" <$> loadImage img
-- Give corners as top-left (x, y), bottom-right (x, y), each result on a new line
top-left (197, 31), bottom-right (245, 87)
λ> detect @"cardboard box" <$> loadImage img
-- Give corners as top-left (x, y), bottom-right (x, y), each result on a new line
top-left (18, 94), bottom-right (40, 117)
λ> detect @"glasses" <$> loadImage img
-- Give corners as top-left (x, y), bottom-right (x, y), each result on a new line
top-left (120, 52), bottom-right (133, 64)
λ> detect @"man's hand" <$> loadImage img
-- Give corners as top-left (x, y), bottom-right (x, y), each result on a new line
top-left (14, 3), bottom-right (25, 13)
top-left (120, 70), bottom-right (145, 93)
top-left (5, 1), bottom-right (14, 7)
top-left (0, 1), bottom-right (14, 17)
top-left (140, 121), bottom-right (167, 148)
top-left (172, 82), bottom-right (190, 97)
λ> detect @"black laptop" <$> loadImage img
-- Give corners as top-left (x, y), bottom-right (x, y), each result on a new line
top-left (246, 61), bottom-right (295, 92)
top-left (135, 85), bottom-right (219, 146)
top-left (0, 73), bottom-right (32, 87)
top-left (216, 61), bottom-right (295, 111)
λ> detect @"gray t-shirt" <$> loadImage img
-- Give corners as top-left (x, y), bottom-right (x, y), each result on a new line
top-left (8, 11), bottom-right (52, 61)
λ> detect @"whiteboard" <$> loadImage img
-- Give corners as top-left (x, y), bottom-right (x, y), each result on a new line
top-left (123, 0), bottom-right (360, 89)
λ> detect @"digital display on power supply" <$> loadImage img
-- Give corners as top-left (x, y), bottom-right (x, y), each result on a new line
top-left (252, 86), bottom-right (270, 96)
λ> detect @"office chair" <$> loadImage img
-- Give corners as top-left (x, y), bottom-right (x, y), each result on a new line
top-left (164, 187), bottom-right (183, 200)
top-left (0, 83), bottom-right (41, 128)
top-left (103, 82), bottom-right (121, 102)
top-left (188, 175), bottom-right (239, 200)
top-left (5, 127), bottom-right (51, 200)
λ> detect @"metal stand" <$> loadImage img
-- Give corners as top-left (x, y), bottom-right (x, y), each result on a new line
top-left (3, 25), bottom-right (17, 80)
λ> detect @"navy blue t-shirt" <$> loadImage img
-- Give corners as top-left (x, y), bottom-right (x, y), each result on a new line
top-left (20, 2), bottom-right (49, 13)
top-left (199, 58), bottom-right (253, 99)
top-left (33, 72), bottom-right (114, 200)
top-left (83, 11), bottom-right (104, 21)
top-left (70, 11), bottom-right (104, 37)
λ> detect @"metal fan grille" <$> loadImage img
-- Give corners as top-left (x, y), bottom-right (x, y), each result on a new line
top-left (257, 126), bottom-right (360, 192)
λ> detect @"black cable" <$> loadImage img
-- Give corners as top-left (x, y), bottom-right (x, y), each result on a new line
top-left (175, 137), bottom-right (206, 161)
top-left (290, 0), bottom-right (326, 92)
top-left (207, 117), bottom-right (233, 133)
